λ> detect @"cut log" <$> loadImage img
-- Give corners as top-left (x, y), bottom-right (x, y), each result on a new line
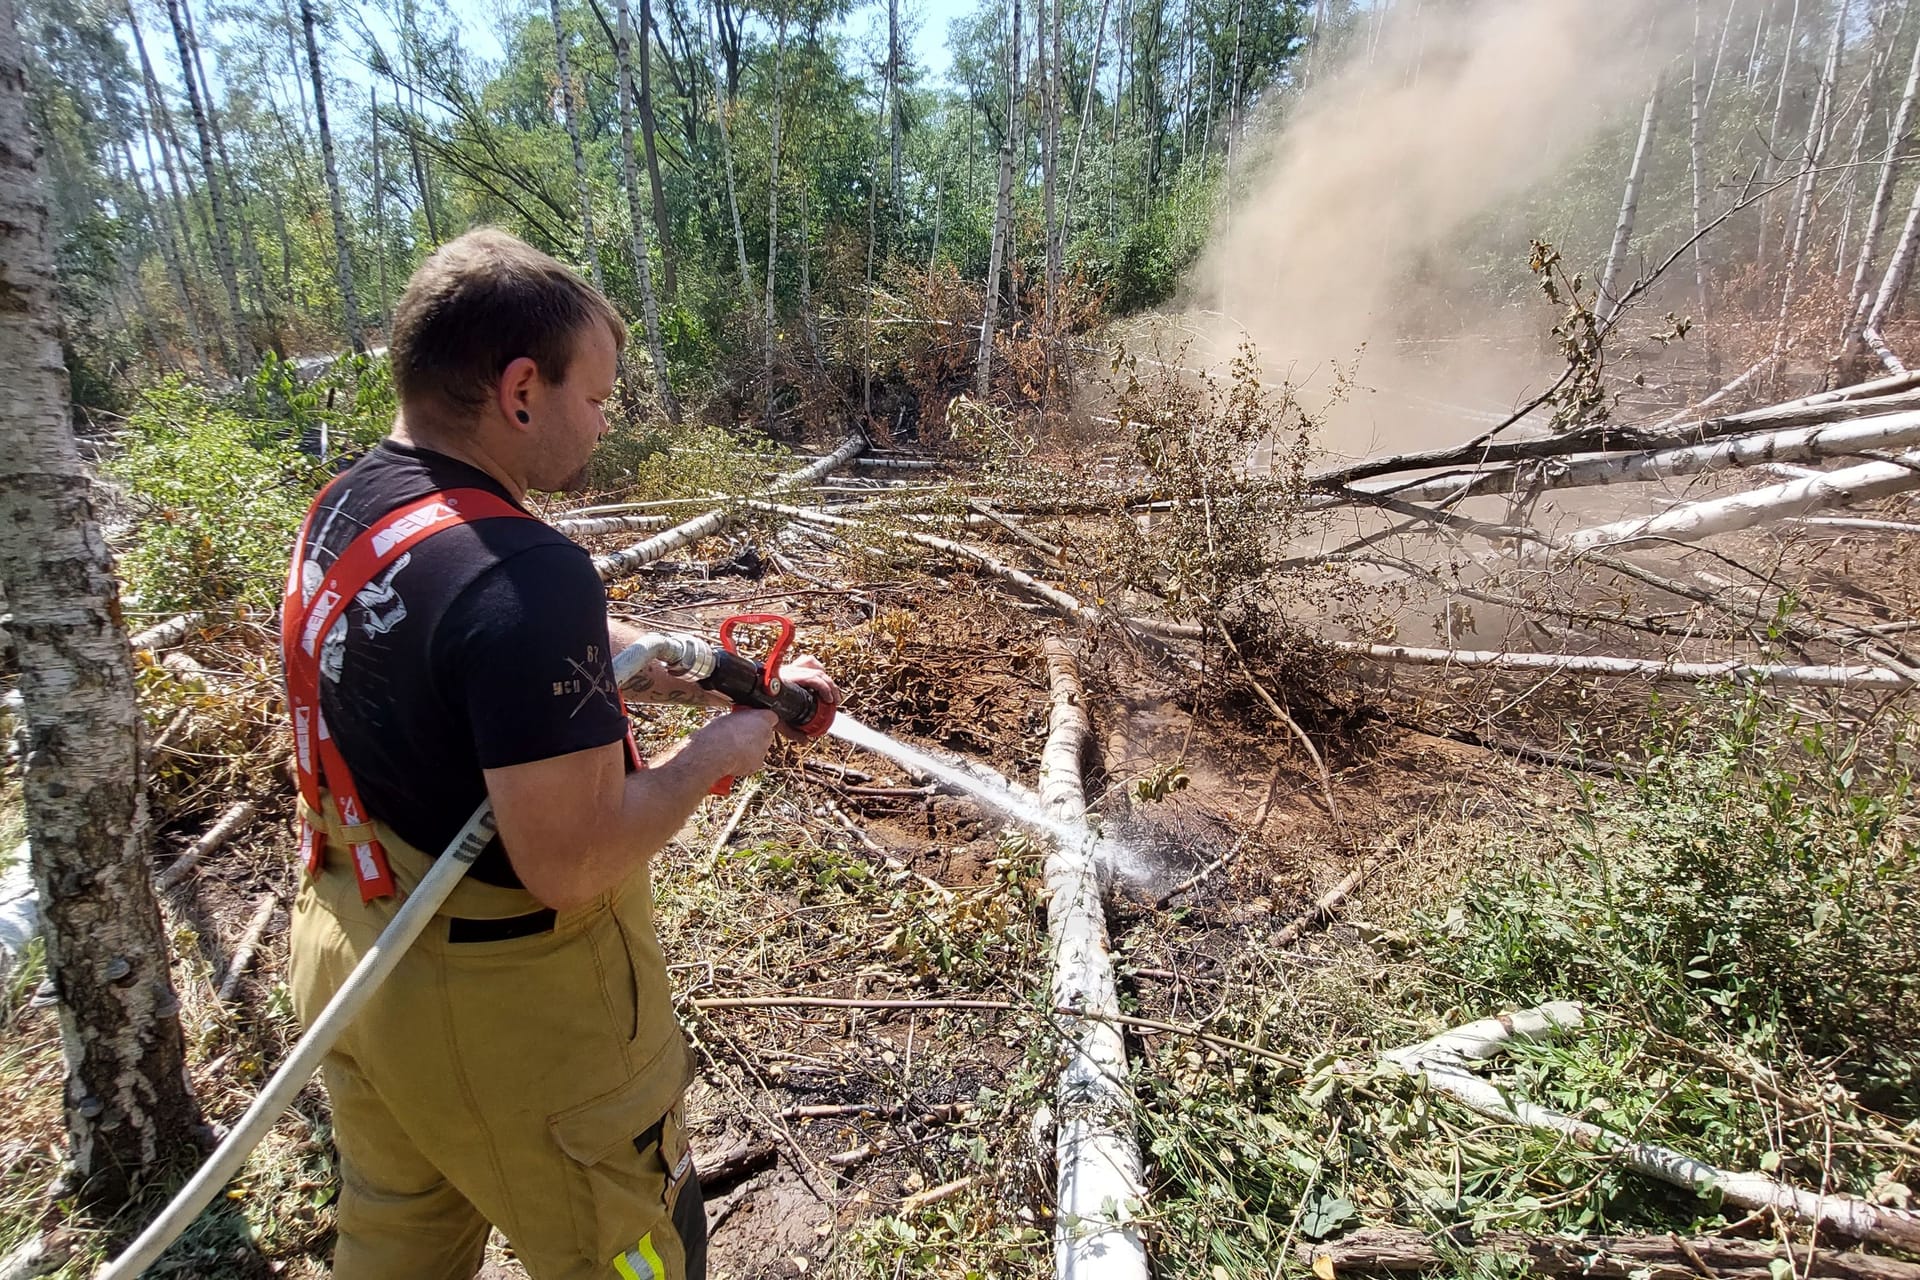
top-left (1038, 638), bottom-right (1148, 1280)
top-left (593, 433), bottom-right (864, 578)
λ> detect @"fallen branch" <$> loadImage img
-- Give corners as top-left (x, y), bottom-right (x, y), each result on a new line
top-left (129, 612), bottom-right (204, 653)
top-left (593, 433), bottom-right (865, 578)
top-left (1039, 637), bottom-right (1149, 1280)
top-left (709, 778), bottom-right (761, 857)
top-left (1272, 857), bottom-right (1385, 947)
top-left (215, 894), bottom-right (278, 1004)
top-left (1388, 1006), bottom-right (1920, 1252)
top-left (154, 801), bottom-right (258, 892)
top-left (692, 996), bottom-right (1013, 1012)
top-left (900, 1174), bottom-right (980, 1215)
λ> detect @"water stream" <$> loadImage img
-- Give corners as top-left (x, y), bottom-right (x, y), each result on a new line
top-left (827, 712), bottom-right (1148, 882)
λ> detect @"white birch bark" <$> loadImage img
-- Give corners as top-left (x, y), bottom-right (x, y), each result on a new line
top-left (1351, 413), bottom-right (1920, 505)
top-left (976, 0), bottom-right (1020, 399)
top-left (1039, 638), bottom-right (1148, 1280)
top-left (1342, 645), bottom-right (1913, 691)
top-left (301, 0), bottom-right (362, 354)
top-left (164, 0), bottom-right (250, 365)
top-left (1841, 14), bottom-right (1920, 358)
top-left (1596, 75), bottom-right (1662, 327)
top-left (615, 0), bottom-right (682, 422)
top-left (762, 7), bottom-right (788, 429)
top-left (1773, 0), bottom-right (1847, 353)
top-left (1558, 449), bottom-right (1920, 553)
top-left (0, 0), bottom-right (201, 1201)
top-left (1690, 3), bottom-right (1710, 317)
top-left (550, 0), bottom-right (604, 288)
top-left (707, 0), bottom-right (754, 305)
top-left (1388, 1008), bottom-right (1920, 1251)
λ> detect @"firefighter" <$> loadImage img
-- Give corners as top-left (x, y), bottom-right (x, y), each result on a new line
top-left (284, 227), bottom-right (838, 1280)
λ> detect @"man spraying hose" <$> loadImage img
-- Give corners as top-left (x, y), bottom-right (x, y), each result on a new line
top-left (285, 229), bottom-right (839, 1280)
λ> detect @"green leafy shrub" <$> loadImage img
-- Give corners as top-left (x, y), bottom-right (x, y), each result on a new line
top-left (1424, 692), bottom-right (1920, 1109)
top-left (108, 378), bottom-right (324, 613)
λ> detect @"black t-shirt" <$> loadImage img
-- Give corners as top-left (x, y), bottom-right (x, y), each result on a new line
top-left (293, 441), bottom-right (630, 886)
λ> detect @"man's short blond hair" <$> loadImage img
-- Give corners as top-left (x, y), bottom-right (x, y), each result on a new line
top-left (388, 229), bottom-right (628, 419)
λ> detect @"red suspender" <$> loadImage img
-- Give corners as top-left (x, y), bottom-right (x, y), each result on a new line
top-left (283, 486), bottom-right (531, 901)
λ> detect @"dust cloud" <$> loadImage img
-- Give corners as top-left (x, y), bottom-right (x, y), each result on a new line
top-left (1179, 0), bottom-right (1686, 461)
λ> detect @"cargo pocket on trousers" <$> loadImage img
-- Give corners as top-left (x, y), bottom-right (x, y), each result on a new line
top-left (549, 1045), bottom-right (696, 1279)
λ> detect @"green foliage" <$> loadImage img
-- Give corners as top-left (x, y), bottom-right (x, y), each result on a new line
top-left (107, 377), bottom-right (325, 613)
top-left (1424, 693), bottom-right (1920, 1108)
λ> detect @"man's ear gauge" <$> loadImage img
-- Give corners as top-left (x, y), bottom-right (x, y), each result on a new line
top-left (516, 409), bottom-right (530, 424)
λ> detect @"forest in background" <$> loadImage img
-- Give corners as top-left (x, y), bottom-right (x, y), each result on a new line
top-left (23, 0), bottom-right (1920, 433)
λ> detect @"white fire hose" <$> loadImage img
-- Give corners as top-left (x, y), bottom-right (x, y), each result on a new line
top-left (98, 634), bottom-right (710, 1279)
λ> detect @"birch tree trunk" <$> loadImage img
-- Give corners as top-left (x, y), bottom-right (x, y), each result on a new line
top-left (371, 84), bottom-right (388, 326)
top-left (976, 0), bottom-right (1019, 399)
top-left (301, 0), bottom-right (362, 354)
top-left (707, 0), bottom-right (753, 304)
top-left (119, 131), bottom-right (207, 376)
top-left (550, 0), bottom-right (604, 288)
top-left (615, 0), bottom-right (682, 421)
top-left (637, 0), bottom-right (677, 300)
top-left (1597, 75), bottom-right (1662, 328)
top-left (180, 0), bottom-right (271, 323)
top-left (1774, 0), bottom-right (1847, 353)
top-left (798, 183), bottom-right (824, 377)
top-left (1690, 2), bottom-right (1710, 318)
top-left (1757, 0), bottom-right (1802, 268)
top-left (887, 0), bottom-right (903, 205)
top-left (1042, 0), bottom-right (1062, 365)
top-left (0, 0), bottom-right (203, 1204)
top-left (163, 0), bottom-right (249, 366)
top-left (1864, 171), bottom-right (1920, 369)
top-left (1841, 19), bottom-right (1920, 360)
top-left (762, 6), bottom-right (789, 430)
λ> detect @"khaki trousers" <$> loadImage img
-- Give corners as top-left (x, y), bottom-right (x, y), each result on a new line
top-left (289, 799), bottom-right (705, 1280)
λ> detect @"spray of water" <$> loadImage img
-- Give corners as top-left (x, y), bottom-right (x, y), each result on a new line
top-left (827, 712), bottom-right (1149, 882)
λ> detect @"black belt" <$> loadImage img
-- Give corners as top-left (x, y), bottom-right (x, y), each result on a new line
top-left (447, 908), bottom-right (556, 943)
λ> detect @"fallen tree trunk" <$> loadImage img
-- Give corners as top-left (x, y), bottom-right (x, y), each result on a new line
top-left (1339, 644), bottom-right (1913, 691)
top-left (1038, 637), bottom-right (1148, 1280)
top-left (1313, 379), bottom-right (1920, 491)
top-left (550, 512), bottom-right (673, 537)
top-left (1347, 413), bottom-right (1920, 506)
top-left (1558, 449), bottom-right (1920, 554)
top-left (1300, 1227), bottom-right (1920, 1280)
top-left (592, 433), bottom-right (865, 578)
